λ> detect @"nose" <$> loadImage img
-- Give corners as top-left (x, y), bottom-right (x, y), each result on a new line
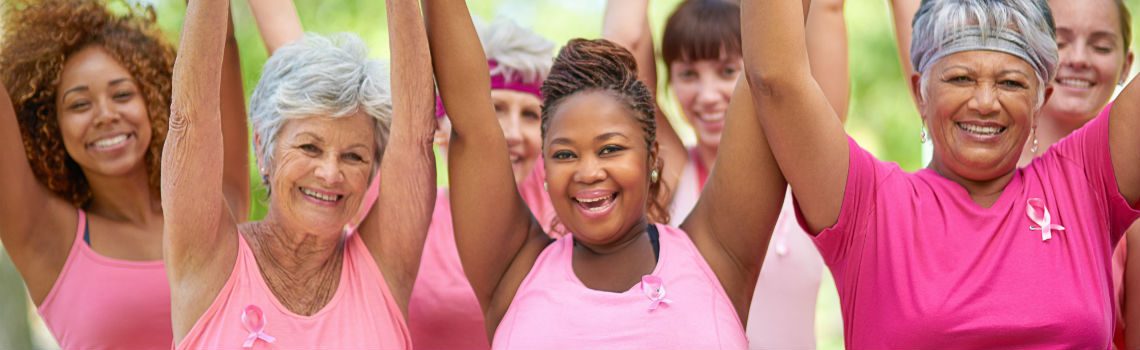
top-left (968, 84), bottom-right (1000, 116)
top-left (500, 113), bottom-right (522, 147)
top-left (573, 156), bottom-right (606, 185)
top-left (92, 98), bottom-right (120, 127)
top-left (695, 76), bottom-right (722, 106)
top-left (1063, 42), bottom-right (1090, 70)
top-left (314, 155), bottom-right (345, 185)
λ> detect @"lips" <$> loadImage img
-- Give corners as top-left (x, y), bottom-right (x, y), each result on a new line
top-left (299, 186), bottom-right (344, 205)
top-left (573, 189), bottom-right (618, 219)
top-left (956, 122), bottom-right (1005, 135)
top-left (86, 132), bottom-right (134, 150)
top-left (1056, 77), bottom-right (1094, 89)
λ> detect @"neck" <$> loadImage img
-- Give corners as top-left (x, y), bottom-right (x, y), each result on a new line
top-left (695, 142), bottom-right (718, 172)
top-left (84, 165), bottom-right (161, 224)
top-left (247, 214), bottom-right (345, 274)
top-left (574, 220), bottom-right (651, 256)
top-left (928, 161), bottom-right (1016, 208)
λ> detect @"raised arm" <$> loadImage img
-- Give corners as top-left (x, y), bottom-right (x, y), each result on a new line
top-left (1110, 68), bottom-right (1139, 206)
top-left (220, 13), bottom-right (250, 221)
top-left (601, 0), bottom-right (688, 210)
top-left (163, 0), bottom-right (239, 342)
top-left (887, 0), bottom-right (920, 104)
top-left (247, 0), bottom-right (303, 55)
top-left (356, 0), bottom-right (437, 316)
top-left (805, 0), bottom-right (849, 122)
top-left (424, 0), bottom-right (549, 322)
top-left (743, 0), bottom-right (849, 234)
top-left (680, 78), bottom-right (786, 320)
top-left (0, 81), bottom-right (77, 305)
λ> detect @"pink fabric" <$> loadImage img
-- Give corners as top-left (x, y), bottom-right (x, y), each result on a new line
top-left (408, 188), bottom-right (490, 349)
top-left (670, 152), bottom-right (824, 348)
top-left (435, 60), bottom-right (542, 118)
top-left (1111, 236), bottom-right (1126, 349)
top-left (176, 231), bottom-right (411, 349)
top-left (809, 106), bottom-right (1139, 349)
top-left (37, 209), bottom-right (172, 350)
top-left (519, 161), bottom-right (558, 234)
top-left (492, 224), bottom-right (748, 349)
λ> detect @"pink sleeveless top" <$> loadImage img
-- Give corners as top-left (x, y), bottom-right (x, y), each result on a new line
top-left (493, 224), bottom-right (747, 349)
top-left (176, 231), bottom-right (410, 349)
top-left (37, 209), bottom-right (172, 350)
top-left (408, 188), bottom-right (490, 349)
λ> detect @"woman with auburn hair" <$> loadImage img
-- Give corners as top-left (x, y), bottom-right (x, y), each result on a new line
top-left (601, 0), bottom-right (848, 347)
top-left (427, 0), bottom-right (793, 347)
top-left (0, 0), bottom-right (247, 348)
top-left (164, 0), bottom-right (436, 347)
top-left (747, 0), bottom-right (1139, 347)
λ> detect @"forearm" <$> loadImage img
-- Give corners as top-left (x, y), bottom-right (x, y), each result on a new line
top-left (422, 0), bottom-right (496, 137)
top-left (602, 0), bottom-right (657, 95)
top-left (247, 0), bottom-right (303, 55)
top-left (1110, 74), bottom-right (1139, 206)
top-left (805, 0), bottom-right (850, 123)
top-left (220, 14), bottom-right (251, 222)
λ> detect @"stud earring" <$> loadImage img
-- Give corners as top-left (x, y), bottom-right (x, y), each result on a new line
top-left (650, 169), bottom-right (659, 183)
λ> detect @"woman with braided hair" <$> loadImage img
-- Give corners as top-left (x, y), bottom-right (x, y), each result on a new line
top-left (0, 0), bottom-right (247, 348)
top-left (426, 0), bottom-right (789, 347)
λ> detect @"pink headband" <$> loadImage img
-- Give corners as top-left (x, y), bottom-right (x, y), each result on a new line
top-left (435, 60), bottom-right (544, 118)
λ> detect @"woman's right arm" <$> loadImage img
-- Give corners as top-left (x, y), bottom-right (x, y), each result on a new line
top-left (163, 0), bottom-right (240, 342)
top-left (423, 0), bottom-right (550, 324)
top-left (742, 0), bottom-right (849, 234)
top-left (247, 0), bottom-right (303, 55)
top-left (0, 82), bottom-right (78, 305)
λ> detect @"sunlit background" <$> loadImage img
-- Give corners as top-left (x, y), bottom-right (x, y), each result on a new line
top-left (1, 0), bottom-right (1137, 348)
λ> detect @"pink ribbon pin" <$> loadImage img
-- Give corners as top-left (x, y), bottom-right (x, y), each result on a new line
top-left (241, 305), bottom-right (276, 348)
top-left (641, 275), bottom-right (672, 311)
top-left (1026, 198), bottom-right (1065, 241)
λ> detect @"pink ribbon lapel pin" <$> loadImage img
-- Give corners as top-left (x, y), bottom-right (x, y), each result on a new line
top-left (1026, 198), bottom-right (1065, 242)
top-left (241, 305), bottom-right (276, 348)
top-left (641, 275), bottom-right (672, 311)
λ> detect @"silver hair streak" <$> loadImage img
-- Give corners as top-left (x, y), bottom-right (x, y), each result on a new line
top-left (477, 16), bottom-right (556, 84)
top-left (911, 0), bottom-right (1058, 86)
top-left (249, 32), bottom-right (392, 189)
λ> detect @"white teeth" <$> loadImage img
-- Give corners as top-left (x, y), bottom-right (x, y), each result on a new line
top-left (91, 134), bottom-right (128, 148)
top-left (958, 123), bottom-right (1003, 135)
top-left (1058, 78), bottom-right (1092, 88)
top-left (300, 187), bottom-right (339, 202)
top-left (698, 113), bottom-right (725, 122)
top-left (578, 196), bottom-right (607, 203)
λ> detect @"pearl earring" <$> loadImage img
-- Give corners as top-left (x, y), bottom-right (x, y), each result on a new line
top-left (650, 169), bottom-right (659, 183)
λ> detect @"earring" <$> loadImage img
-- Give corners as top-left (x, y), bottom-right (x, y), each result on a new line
top-left (920, 121), bottom-right (928, 144)
top-left (1030, 127), bottom-right (1039, 153)
top-left (650, 169), bottom-right (659, 183)
top-left (543, 182), bottom-right (548, 192)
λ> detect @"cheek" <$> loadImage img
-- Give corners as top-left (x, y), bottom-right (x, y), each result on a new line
top-left (671, 82), bottom-right (700, 107)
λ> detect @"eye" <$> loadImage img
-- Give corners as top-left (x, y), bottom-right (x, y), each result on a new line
top-left (552, 150), bottom-right (575, 160)
top-left (68, 100), bottom-right (91, 111)
top-left (599, 144), bottom-right (626, 156)
top-left (1094, 46), bottom-right (1113, 54)
top-left (299, 144), bottom-right (320, 154)
top-left (678, 69), bottom-right (697, 80)
top-left (523, 110), bottom-right (540, 120)
top-left (112, 90), bottom-right (134, 101)
top-left (1000, 79), bottom-right (1028, 89)
top-left (946, 75), bottom-right (972, 84)
top-left (721, 66), bottom-right (740, 77)
top-left (342, 152), bottom-right (365, 162)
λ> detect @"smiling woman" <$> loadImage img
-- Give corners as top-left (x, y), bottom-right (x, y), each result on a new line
top-left (0, 0), bottom-right (248, 348)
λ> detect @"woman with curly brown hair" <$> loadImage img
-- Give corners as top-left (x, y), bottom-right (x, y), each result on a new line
top-left (0, 0), bottom-right (248, 348)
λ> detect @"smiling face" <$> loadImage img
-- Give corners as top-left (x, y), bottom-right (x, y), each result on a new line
top-left (266, 111), bottom-right (377, 235)
top-left (1042, 0), bottom-right (1133, 122)
top-left (492, 89), bottom-right (544, 185)
top-left (544, 91), bottom-right (653, 246)
top-left (915, 50), bottom-right (1048, 181)
top-left (55, 45), bottom-right (152, 179)
top-left (670, 55), bottom-right (743, 150)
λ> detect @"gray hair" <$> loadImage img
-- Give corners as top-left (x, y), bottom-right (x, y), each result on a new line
top-left (477, 17), bottom-right (555, 84)
top-left (249, 32), bottom-right (392, 186)
top-left (911, 0), bottom-right (1058, 106)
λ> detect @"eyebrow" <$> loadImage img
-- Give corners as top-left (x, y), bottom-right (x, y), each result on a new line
top-left (549, 132), bottom-right (631, 147)
top-left (61, 78), bottom-right (133, 100)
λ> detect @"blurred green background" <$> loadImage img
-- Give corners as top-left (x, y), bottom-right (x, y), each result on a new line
top-left (1, 0), bottom-right (1137, 348)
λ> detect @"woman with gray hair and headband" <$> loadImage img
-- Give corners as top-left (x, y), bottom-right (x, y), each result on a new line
top-left (744, 0), bottom-right (1139, 347)
top-left (163, 0), bottom-right (435, 347)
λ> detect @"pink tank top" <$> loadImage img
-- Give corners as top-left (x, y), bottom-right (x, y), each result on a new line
top-left (176, 231), bottom-right (410, 349)
top-left (36, 209), bottom-right (172, 350)
top-left (408, 188), bottom-right (490, 349)
top-left (493, 224), bottom-right (747, 349)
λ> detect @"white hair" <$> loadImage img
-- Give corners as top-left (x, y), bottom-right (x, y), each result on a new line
top-left (476, 16), bottom-right (555, 84)
top-left (249, 32), bottom-right (392, 187)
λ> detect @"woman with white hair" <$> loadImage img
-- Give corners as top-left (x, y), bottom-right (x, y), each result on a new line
top-left (164, 0), bottom-right (436, 347)
top-left (745, 0), bottom-right (1139, 347)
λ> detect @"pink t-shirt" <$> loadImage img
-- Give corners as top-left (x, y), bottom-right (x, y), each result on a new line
top-left (493, 224), bottom-right (748, 349)
top-left (408, 188), bottom-right (490, 349)
top-left (176, 231), bottom-right (411, 349)
top-left (37, 209), bottom-right (172, 350)
top-left (811, 107), bottom-right (1138, 349)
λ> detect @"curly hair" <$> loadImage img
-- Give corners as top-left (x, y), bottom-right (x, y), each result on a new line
top-left (540, 38), bottom-right (671, 228)
top-left (0, 0), bottom-right (175, 207)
